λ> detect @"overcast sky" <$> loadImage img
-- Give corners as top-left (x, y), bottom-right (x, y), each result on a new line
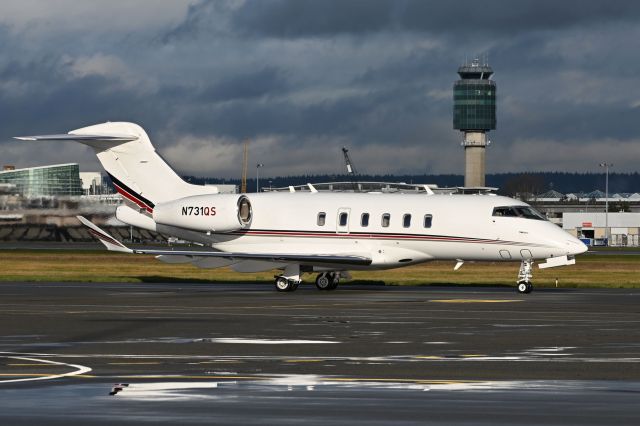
top-left (0, 0), bottom-right (639, 178)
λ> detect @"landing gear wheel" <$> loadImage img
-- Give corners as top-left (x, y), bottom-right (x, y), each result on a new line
top-left (328, 273), bottom-right (340, 290)
top-left (315, 273), bottom-right (331, 290)
top-left (517, 281), bottom-right (528, 294)
top-left (516, 260), bottom-right (534, 294)
top-left (517, 281), bottom-right (533, 294)
top-left (275, 276), bottom-right (295, 292)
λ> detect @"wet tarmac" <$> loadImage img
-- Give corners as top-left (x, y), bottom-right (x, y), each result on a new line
top-left (0, 282), bottom-right (639, 424)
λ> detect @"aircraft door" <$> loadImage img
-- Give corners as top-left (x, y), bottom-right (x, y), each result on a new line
top-left (336, 208), bottom-right (350, 234)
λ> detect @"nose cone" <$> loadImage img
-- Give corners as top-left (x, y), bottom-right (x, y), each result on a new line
top-left (545, 224), bottom-right (588, 256)
top-left (566, 235), bottom-right (588, 255)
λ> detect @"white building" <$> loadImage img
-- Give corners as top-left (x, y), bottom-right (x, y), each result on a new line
top-left (562, 212), bottom-right (640, 246)
top-left (79, 172), bottom-right (102, 195)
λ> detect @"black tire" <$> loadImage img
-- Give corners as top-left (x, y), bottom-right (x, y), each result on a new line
top-left (275, 277), bottom-right (293, 292)
top-left (315, 273), bottom-right (331, 290)
top-left (517, 281), bottom-right (529, 294)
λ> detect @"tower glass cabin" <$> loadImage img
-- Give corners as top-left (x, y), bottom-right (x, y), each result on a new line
top-left (453, 60), bottom-right (496, 131)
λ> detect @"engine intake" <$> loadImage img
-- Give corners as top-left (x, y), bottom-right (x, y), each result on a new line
top-left (153, 194), bottom-right (252, 232)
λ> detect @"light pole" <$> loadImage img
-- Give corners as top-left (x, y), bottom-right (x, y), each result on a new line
top-left (599, 162), bottom-right (613, 246)
top-left (256, 163), bottom-right (264, 193)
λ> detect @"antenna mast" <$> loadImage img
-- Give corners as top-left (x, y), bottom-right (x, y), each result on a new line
top-left (342, 147), bottom-right (359, 192)
top-left (241, 140), bottom-right (248, 193)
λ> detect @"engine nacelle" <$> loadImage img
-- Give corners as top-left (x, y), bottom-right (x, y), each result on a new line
top-left (153, 194), bottom-right (252, 232)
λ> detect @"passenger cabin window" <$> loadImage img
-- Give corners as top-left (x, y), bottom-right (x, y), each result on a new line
top-left (403, 214), bottom-right (411, 228)
top-left (424, 214), bottom-right (433, 228)
top-left (317, 212), bottom-right (326, 226)
top-left (381, 213), bottom-right (390, 228)
top-left (339, 212), bottom-right (348, 226)
top-left (492, 206), bottom-right (546, 220)
top-left (361, 213), bottom-right (370, 227)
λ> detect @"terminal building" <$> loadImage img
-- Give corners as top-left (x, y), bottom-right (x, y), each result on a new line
top-left (0, 163), bottom-right (83, 197)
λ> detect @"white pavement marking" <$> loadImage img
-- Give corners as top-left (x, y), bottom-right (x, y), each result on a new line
top-left (0, 353), bottom-right (92, 384)
top-left (211, 338), bottom-right (340, 344)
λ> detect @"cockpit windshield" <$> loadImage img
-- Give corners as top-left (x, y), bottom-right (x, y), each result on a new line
top-left (492, 206), bottom-right (547, 221)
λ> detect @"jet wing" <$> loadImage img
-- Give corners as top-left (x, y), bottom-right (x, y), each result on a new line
top-left (77, 216), bottom-right (372, 267)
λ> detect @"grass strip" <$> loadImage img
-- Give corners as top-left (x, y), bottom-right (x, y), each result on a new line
top-left (0, 250), bottom-right (638, 288)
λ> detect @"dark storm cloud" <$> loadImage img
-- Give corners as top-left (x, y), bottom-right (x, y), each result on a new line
top-left (1, 0), bottom-right (639, 177)
top-left (178, 91), bottom-right (373, 139)
top-left (230, 0), bottom-right (640, 38)
top-left (0, 56), bottom-right (161, 136)
top-left (198, 67), bottom-right (289, 102)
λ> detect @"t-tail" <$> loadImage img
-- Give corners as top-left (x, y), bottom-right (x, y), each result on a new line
top-left (15, 122), bottom-right (216, 213)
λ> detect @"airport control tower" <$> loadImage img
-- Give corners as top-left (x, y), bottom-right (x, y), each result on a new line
top-left (453, 58), bottom-right (496, 187)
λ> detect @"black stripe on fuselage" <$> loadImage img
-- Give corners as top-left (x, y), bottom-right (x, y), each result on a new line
top-left (106, 172), bottom-right (155, 208)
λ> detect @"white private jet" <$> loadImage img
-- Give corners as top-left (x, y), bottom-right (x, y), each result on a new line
top-left (16, 122), bottom-right (587, 294)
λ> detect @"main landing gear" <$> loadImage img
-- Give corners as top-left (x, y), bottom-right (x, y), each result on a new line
top-left (315, 272), bottom-right (339, 291)
top-left (273, 265), bottom-right (343, 292)
top-left (517, 259), bottom-right (534, 294)
top-left (275, 276), bottom-right (300, 292)
top-left (274, 264), bottom-right (302, 292)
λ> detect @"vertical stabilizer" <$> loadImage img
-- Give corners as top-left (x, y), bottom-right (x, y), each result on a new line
top-left (16, 122), bottom-right (217, 212)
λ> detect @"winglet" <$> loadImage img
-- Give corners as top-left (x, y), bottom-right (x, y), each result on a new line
top-left (77, 216), bottom-right (132, 253)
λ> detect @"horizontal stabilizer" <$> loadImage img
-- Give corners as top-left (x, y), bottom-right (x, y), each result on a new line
top-left (15, 133), bottom-right (137, 142)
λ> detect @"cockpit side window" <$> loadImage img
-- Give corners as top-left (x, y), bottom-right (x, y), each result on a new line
top-left (492, 206), bottom-right (546, 220)
top-left (492, 206), bottom-right (518, 217)
top-left (515, 206), bottom-right (547, 220)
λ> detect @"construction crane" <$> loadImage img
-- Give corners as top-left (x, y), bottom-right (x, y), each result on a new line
top-left (342, 147), bottom-right (359, 192)
top-left (241, 140), bottom-right (248, 193)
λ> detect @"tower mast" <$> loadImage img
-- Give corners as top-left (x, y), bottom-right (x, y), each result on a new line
top-left (241, 140), bottom-right (248, 193)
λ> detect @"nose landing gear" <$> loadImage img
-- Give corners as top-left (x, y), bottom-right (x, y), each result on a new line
top-left (517, 259), bottom-right (534, 294)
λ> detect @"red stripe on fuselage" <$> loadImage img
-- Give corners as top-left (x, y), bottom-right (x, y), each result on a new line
top-left (113, 183), bottom-right (153, 213)
top-left (227, 229), bottom-right (538, 247)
